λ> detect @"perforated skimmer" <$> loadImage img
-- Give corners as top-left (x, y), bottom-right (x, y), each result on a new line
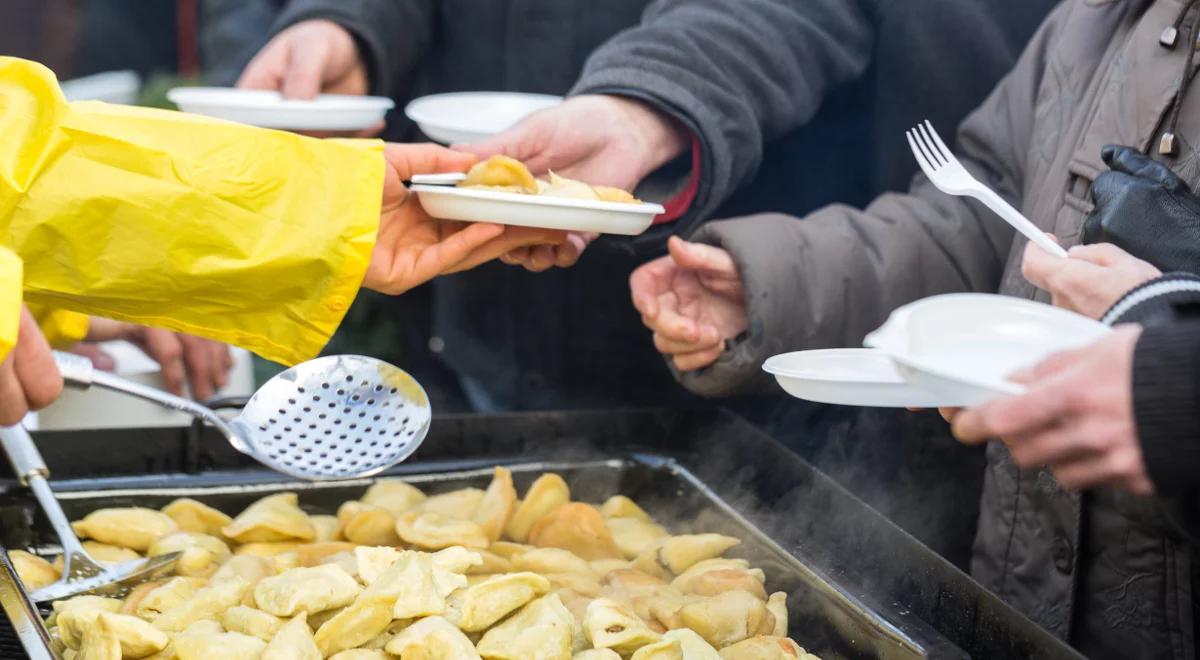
top-left (53, 352), bottom-right (432, 480)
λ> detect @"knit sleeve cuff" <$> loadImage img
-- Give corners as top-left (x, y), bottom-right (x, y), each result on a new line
top-left (1102, 273), bottom-right (1200, 325)
top-left (1133, 322), bottom-right (1200, 498)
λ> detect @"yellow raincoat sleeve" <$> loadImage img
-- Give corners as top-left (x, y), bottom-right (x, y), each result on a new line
top-left (25, 304), bottom-right (89, 349)
top-left (0, 248), bottom-right (20, 362)
top-left (0, 57), bottom-right (384, 365)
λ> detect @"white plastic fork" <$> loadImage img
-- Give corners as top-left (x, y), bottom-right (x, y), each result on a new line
top-left (906, 120), bottom-right (1067, 258)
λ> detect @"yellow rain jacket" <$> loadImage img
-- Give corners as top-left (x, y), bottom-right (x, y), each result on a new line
top-left (0, 57), bottom-right (384, 365)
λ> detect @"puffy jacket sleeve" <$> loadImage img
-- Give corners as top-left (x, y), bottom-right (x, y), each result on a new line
top-left (673, 1), bottom-right (1068, 397)
top-left (272, 0), bottom-right (437, 98)
top-left (0, 58), bottom-right (384, 365)
top-left (572, 0), bottom-right (876, 254)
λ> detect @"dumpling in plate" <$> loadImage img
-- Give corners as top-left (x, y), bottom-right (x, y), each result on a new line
top-left (593, 185), bottom-right (639, 204)
top-left (473, 466), bottom-right (517, 542)
top-left (540, 172), bottom-right (602, 201)
top-left (51, 595), bottom-right (122, 629)
top-left (512, 547), bottom-right (591, 575)
top-left (77, 612), bottom-right (121, 660)
top-left (329, 650), bottom-right (390, 660)
top-left (338, 501), bottom-right (401, 546)
top-left (505, 473), bottom-right (570, 543)
top-left (528, 503), bottom-right (622, 560)
top-left (584, 598), bottom-right (661, 656)
top-left (294, 541), bottom-right (358, 568)
top-left (678, 590), bottom-right (774, 649)
top-left (312, 597), bottom-right (393, 657)
top-left (353, 545), bottom-right (401, 584)
top-left (262, 613), bottom-right (320, 660)
top-left (234, 541), bottom-right (302, 558)
top-left (9, 550), bottom-right (59, 590)
top-left (716, 636), bottom-right (807, 659)
top-left (459, 155), bottom-right (540, 194)
top-left (600, 495), bottom-right (652, 521)
top-left (766, 593), bottom-right (788, 637)
top-left (361, 478), bottom-right (426, 515)
top-left (629, 637), bottom-right (683, 660)
top-left (395, 511), bottom-right (488, 550)
top-left (309, 514), bottom-right (342, 542)
top-left (418, 487), bottom-right (485, 520)
top-left (148, 532), bottom-right (231, 578)
top-left (221, 605), bottom-right (284, 642)
top-left (476, 593), bottom-right (574, 660)
top-left (152, 576), bottom-right (248, 632)
top-left (71, 508), bottom-right (178, 551)
top-left (385, 615), bottom-right (482, 659)
top-left (664, 629), bottom-right (721, 659)
top-left (222, 492), bottom-right (315, 543)
top-left (253, 564), bottom-right (361, 617)
top-left (449, 571), bottom-right (551, 631)
top-left (574, 651), bottom-right (622, 660)
top-left (173, 627), bottom-right (267, 660)
top-left (606, 517), bottom-right (668, 560)
top-left (133, 577), bottom-right (196, 623)
top-left (212, 554), bottom-right (276, 605)
top-left (161, 498), bottom-right (232, 536)
top-left (378, 551), bottom-right (445, 618)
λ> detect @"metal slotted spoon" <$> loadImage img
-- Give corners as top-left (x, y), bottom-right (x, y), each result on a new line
top-left (53, 352), bottom-right (432, 481)
top-left (0, 424), bottom-right (180, 603)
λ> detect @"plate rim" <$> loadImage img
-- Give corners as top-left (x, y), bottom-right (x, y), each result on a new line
top-left (762, 348), bottom-right (906, 385)
top-left (404, 91), bottom-right (563, 124)
top-left (411, 184), bottom-right (665, 215)
top-left (167, 87), bottom-right (395, 111)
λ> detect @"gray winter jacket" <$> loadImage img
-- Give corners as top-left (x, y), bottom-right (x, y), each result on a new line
top-left (681, 1), bottom-right (1200, 657)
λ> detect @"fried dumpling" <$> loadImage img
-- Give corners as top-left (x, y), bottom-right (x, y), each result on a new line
top-left (470, 550), bottom-right (514, 574)
top-left (676, 569), bottom-right (767, 601)
top-left (541, 172), bottom-right (602, 201)
top-left (9, 549), bottom-right (59, 590)
top-left (473, 467), bottom-right (517, 542)
top-left (512, 547), bottom-right (592, 575)
top-left (599, 496), bottom-right (651, 521)
top-left (77, 612), bottom-right (121, 660)
top-left (221, 605), bottom-right (284, 641)
top-left (460, 155), bottom-right (540, 194)
top-left (51, 595), bottom-right (122, 628)
top-left (212, 554), bottom-right (276, 605)
top-left (329, 651), bottom-right (390, 660)
top-left (583, 598), bottom-right (661, 655)
top-left (381, 551), bottom-right (445, 618)
top-left (665, 629), bottom-right (722, 659)
top-left (449, 571), bottom-right (551, 631)
top-left (361, 478), bottom-right (426, 515)
top-left (766, 593), bottom-right (788, 638)
top-left (310, 515), bottom-right (341, 542)
top-left (506, 474), bottom-right (570, 542)
top-left (717, 636), bottom-right (807, 659)
top-left (629, 637), bottom-right (683, 660)
top-left (574, 651), bottom-right (622, 660)
top-left (338, 501), bottom-right (401, 546)
top-left (71, 508), bottom-right (179, 551)
top-left (161, 498), bottom-right (233, 536)
top-left (476, 594), bottom-right (574, 660)
top-left (222, 492), bottom-right (315, 543)
top-left (605, 517), bottom-right (669, 560)
top-left (418, 488), bottom-right (486, 520)
top-left (395, 511), bottom-right (489, 550)
top-left (635, 535), bottom-right (741, 578)
top-left (253, 564), bottom-right (361, 617)
top-left (429, 546), bottom-right (485, 577)
top-left (354, 545), bottom-right (401, 584)
top-left (678, 590), bottom-right (774, 649)
top-left (528, 503), bottom-right (622, 560)
top-left (135, 577), bottom-right (196, 622)
top-left (544, 572), bottom-right (603, 598)
top-left (593, 185), bottom-right (639, 204)
top-left (312, 596), bottom-right (393, 657)
top-left (148, 532), bottom-right (231, 578)
top-left (669, 560), bottom-right (754, 591)
top-left (153, 576), bottom-right (249, 632)
top-left (386, 615), bottom-right (482, 659)
top-left (173, 627), bottom-right (267, 660)
top-left (262, 613), bottom-right (320, 660)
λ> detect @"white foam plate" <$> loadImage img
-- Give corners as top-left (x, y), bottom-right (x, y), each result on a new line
top-left (865, 293), bottom-right (1112, 407)
top-left (763, 349), bottom-right (956, 408)
top-left (61, 70), bottom-right (140, 104)
top-left (167, 87), bottom-right (394, 130)
top-left (405, 92), bottom-right (562, 144)
top-left (413, 185), bottom-right (663, 235)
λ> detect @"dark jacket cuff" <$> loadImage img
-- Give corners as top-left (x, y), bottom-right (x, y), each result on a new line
top-left (1102, 273), bottom-right (1200, 325)
top-left (1133, 322), bottom-right (1200, 499)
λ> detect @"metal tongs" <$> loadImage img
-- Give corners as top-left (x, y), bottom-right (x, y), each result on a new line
top-left (0, 425), bottom-right (179, 602)
top-left (53, 351), bottom-right (432, 481)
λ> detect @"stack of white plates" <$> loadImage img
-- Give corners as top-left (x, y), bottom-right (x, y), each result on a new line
top-left (764, 294), bottom-right (1111, 408)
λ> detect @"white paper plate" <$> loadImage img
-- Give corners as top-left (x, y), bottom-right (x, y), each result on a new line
top-left (763, 349), bottom-right (956, 408)
top-left (405, 92), bottom-right (562, 144)
top-left (413, 185), bottom-right (663, 235)
top-left (61, 70), bottom-right (140, 104)
top-left (167, 87), bottom-right (394, 130)
top-left (865, 293), bottom-right (1112, 407)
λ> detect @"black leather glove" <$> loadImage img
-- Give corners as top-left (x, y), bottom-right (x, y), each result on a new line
top-left (1083, 145), bottom-right (1200, 272)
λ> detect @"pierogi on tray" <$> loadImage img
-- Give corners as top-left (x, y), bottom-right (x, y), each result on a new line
top-left (13, 466), bottom-right (821, 660)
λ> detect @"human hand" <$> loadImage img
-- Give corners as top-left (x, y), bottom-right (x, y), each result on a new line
top-left (1022, 240), bottom-right (1161, 320)
top-left (0, 307), bottom-right (64, 425)
top-left (459, 95), bottom-right (688, 270)
top-left (952, 326), bottom-right (1152, 495)
top-left (84, 319), bottom-right (233, 400)
top-left (1084, 145), bottom-right (1200, 272)
top-left (236, 19), bottom-right (382, 136)
top-left (364, 144), bottom-right (567, 295)
top-left (630, 237), bottom-right (747, 372)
